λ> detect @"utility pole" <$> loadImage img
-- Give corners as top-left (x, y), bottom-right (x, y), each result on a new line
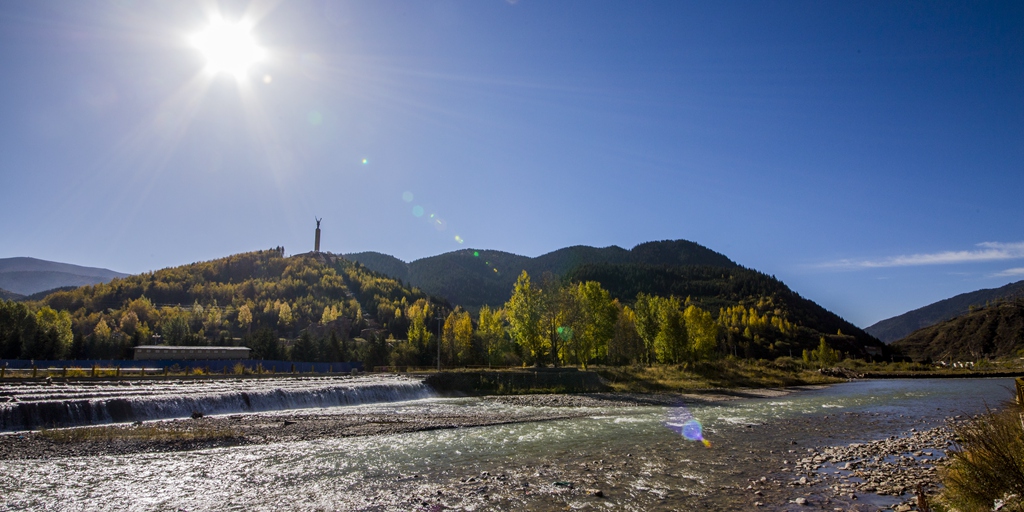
top-left (436, 308), bottom-right (445, 371)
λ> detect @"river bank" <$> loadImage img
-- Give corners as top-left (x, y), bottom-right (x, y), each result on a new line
top-left (3, 378), bottom-right (1012, 511)
top-left (0, 389), bottom-right (798, 461)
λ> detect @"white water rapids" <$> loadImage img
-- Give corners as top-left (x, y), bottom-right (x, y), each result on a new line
top-left (0, 375), bottom-right (433, 431)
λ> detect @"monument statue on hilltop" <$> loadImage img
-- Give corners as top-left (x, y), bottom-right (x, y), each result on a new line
top-left (315, 217), bottom-right (322, 252)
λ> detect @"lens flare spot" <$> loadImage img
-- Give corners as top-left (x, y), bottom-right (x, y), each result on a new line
top-left (412, 206), bottom-right (424, 217)
top-left (434, 218), bottom-right (447, 231)
top-left (473, 251), bottom-right (479, 257)
top-left (307, 111), bottom-right (323, 126)
top-left (493, 268), bottom-right (498, 273)
top-left (263, 74), bottom-right (272, 84)
top-left (454, 235), bottom-right (464, 244)
top-left (667, 408), bottom-right (711, 448)
top-left (402, 191), bottom-right (414, 202)
top-left (681, 419), bottom-right (703, 441)
top-left (362, 158), bottom-right (368, 165)
top-left (556, 326), bottom-right (573, 341)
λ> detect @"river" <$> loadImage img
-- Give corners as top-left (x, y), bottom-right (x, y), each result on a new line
top-left (0, 377), bottom-right (1015, 511)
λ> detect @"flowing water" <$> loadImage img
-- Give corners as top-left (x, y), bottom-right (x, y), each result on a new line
top-left (0, 377), bottom-right (1016, 511)
top-left (0, 375), bottom-right (433, 431)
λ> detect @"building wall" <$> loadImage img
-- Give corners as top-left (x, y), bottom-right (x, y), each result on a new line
top-left (133, 347), bottom-right (251, 361)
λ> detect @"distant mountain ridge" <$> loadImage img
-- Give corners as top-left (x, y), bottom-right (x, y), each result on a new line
top-left (346, 240), bottom-right (738, 309)
top-left (0, 257), bottom-right (128, 296)
top-left (865, 280), bottom-right (1024, 343)
top-left (891, 299), bottom-right (1024, 361)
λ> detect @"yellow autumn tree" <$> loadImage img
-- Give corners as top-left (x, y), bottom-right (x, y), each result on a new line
top-left (505, 271), bottom-right (545, 366)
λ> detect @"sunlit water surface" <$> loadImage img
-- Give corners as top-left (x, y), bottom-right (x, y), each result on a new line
top-left (0, 378), bottom-right (1015, 511)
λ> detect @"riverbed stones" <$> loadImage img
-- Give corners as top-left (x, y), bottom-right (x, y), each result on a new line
top-left (794, 424), bottom-right (955, 506)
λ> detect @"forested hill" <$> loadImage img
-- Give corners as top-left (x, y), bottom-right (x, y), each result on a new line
top-left (866, 279), bottom-right (1024, 343)
top-left (566, 263), bottom-right (882, 355)
top-left (346, 240), bottom-right (883, 358)
top-left (1, 249), bottom-right (441, 360)
top-left (891, 299), bottom-right (1024, 361)
top-left (346, 240), bottom-right (737, 309)
top-left (2, 244), bottom-right (888, 365)
top-left (0, 287), bottom-right (22, 301)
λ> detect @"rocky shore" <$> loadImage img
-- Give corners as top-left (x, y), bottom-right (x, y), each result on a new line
top-left (762, 424), bottom-right (957, 510)
top-left (814, 426), bottom-right (952, 502)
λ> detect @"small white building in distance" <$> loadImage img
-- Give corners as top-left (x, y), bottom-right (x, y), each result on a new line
top-left (134, 345), bottom-right (252, 361)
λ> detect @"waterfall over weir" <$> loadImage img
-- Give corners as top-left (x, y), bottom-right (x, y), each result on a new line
top-left (0, 375), bottom-right (434, 431)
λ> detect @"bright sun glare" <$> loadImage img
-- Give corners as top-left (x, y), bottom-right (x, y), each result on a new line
top-left (190, 18), bottom-right (264, 78)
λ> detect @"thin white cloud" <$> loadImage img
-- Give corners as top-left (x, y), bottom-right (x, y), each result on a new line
top-left (992, 267), bottom-right (1024, 278)
top-left (819, 241), bottom-right (1024, 270)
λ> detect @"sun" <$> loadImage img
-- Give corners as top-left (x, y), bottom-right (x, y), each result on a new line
top-left (190, 18), bottom-right (264, 78)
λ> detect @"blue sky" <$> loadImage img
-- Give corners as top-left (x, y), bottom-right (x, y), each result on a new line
top-left (1, 1), bottom-right (1021, 327)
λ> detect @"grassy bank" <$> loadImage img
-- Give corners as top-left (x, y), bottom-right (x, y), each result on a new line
top-left (835, 357), bottom-right (1024, 379)
top-left (596, 358), bottom-right (843, 393)
top-left (418, 357), bottom-right (848, 396)
top-left (422, 368), bottom-right (608, 395)
top-left (934, 401), bottom-right (1024, 511)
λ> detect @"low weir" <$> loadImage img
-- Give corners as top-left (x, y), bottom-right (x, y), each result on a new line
top-left (0, 375), bottom-right (434, 431)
